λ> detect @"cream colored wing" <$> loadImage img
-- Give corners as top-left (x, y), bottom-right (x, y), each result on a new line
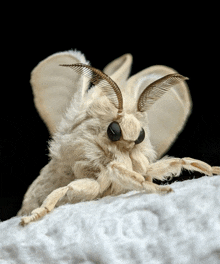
top-left (30, 50), bottom-right (89, 135)
top-left (126, 65), bottom-right (192, 158)
top-left (103, 53), bottom-right (133, 89)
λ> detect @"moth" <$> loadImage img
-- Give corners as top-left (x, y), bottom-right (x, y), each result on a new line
top-left (18, 50), bottom-right (220, 225)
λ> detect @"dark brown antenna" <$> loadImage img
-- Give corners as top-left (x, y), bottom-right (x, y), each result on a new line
top-left (60, 63), bottom-right (123, 114)
top-left (137, 73), bottom-right (188, 112)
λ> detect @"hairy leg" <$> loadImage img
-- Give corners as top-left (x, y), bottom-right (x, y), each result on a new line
top-left (142, 181), bottom-right (173, 194)
top-left (17, 160), bottom-right (74, 216)
top-left (108, 162), bottom-right (173, 195)
top-left (146, 157), bottom-right (220, 181)
top-left (111, 162), bottom-right (145, 185)
top-left (20, 179), bottom-right (100, 226)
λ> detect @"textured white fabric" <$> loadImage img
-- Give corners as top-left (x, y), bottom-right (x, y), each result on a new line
top-left (1, 176), bottom-right (220, 264)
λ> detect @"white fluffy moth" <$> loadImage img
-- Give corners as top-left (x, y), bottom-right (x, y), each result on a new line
top-left (18, 50), bottom-right (220, 225)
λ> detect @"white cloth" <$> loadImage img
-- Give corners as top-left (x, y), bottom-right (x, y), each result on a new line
top-left (1, 176), bottom-right (220, 264)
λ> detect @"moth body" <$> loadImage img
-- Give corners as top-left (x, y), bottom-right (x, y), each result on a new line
top-left (18, 50), bottom-right (220, 225)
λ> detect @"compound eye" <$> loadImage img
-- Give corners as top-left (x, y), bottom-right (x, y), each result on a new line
top-left (107, 121), bottom-right (121, 141)
top-left (135, 128), bottom-right (145, 144)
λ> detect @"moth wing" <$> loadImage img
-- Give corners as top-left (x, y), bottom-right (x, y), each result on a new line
top-left (103, 53), bottom-right (133, 89)
top-left (126, 65), bottom-right (192, 158)
top-left (31, 50), bottom-right (89, 135)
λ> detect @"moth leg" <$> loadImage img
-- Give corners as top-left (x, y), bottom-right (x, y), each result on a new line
top-left (63, 178), bottom-right (100, 203)
top-left (20, 179), bottom-right (100, 226)
top-left (110, 162), bottom-right (145, 191)
top-left (181, 157), bottom-right (219, 176)
top-left (212, 166), bottom-right (220, 174)
top-left (142, 181), bottom-right (174, 194)
top-left (109, 163), bottom-right (173, 194)
top-left (146, 157), bottom-right (220, 181)
top-left (111, 162), bottom-right (145, 184)
top-left (20, 186), bottom-right (69, 226)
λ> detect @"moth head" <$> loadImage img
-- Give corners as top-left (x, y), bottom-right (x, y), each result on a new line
top-left (107, 115), bottom-right (145, 147)
top-left (60, 64), bottom-right (188, 148)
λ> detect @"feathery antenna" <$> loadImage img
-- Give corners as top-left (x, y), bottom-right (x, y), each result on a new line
top-left (60, 63), bottom-right (123, 113)
top-left (137, 73), bottom-right (188, 112)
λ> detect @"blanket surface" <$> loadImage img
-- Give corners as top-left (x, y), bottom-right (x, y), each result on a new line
top-left (0, 176), bottom-right (220, 264)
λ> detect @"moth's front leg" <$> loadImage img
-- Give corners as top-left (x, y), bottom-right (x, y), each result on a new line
top-left (111, 162), bottom-right (145, 186)
top-left (146, 157), bottom-right (220, 181)
top-left (109, 162), bottom-right (173, 194)
top-left (20, 179), bottom-right (100, 226)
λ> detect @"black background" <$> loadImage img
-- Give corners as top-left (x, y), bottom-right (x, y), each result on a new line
top-left (1, 4), bottom-right (219, 221)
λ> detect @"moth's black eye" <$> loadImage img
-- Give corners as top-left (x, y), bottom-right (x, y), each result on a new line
top-left (107, 121), bottom-right (121, 141)
top-left (135, 128), bottom-right (145, 144)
